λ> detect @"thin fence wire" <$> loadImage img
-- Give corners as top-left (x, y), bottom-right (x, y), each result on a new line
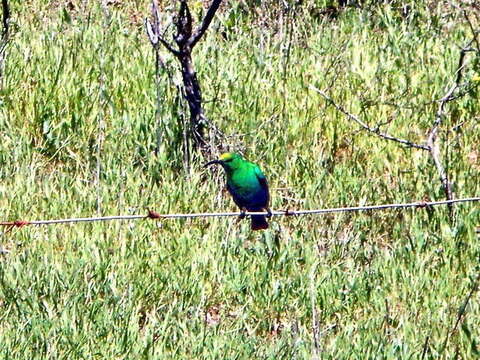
top-left (0, 197), bottom-right (478, 228)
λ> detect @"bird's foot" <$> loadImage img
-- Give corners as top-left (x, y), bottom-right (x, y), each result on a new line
top-left (239, 208), bottom-right (247, 220)
top-left (265, 207), bottom-right (273, 218)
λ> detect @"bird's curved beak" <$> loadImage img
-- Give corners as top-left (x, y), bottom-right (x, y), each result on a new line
top-left (204, 160), bottom-right (222, 167)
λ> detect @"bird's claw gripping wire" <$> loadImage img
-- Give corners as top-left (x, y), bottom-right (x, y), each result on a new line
top-left (265, 208), bottom-right (273, 218)
top-left (239, 208), bottom-right (247, 219)
top-left (235, 208), bottom-right (247, 224)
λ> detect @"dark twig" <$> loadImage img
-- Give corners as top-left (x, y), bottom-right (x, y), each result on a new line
top-left (311, 86), bottom-right (430, 150)
top-left (158, 36), bottom-right (181, 56)
top-left (145, 0), bottom-right (225, 154)
top-left (420, 335), bottom-right (430, 360)
top-left (441, 276), bottom-right (479, 354)
top-left (189, 0), bottom-right (223, 48)
top-left (1, 0), bottom-right (8, 40)
top-left (174, 0), bottom-right (193, 49)
top-left (310, 262), bottom-right (321, 358)
top-left (463, 11), bottom-right (480, 52)
top-left (0, 0), bottom-right (11, 80)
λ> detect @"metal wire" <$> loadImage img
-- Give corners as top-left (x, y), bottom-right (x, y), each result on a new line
top-left (0, 197), bottom-right (478, 227)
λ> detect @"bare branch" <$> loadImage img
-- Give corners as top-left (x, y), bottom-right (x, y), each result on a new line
top-left (151, 0), bottom-right (160, 32)
top-left (1, 0), bottom-right (9, 41)
top-left (427, 130), bottom-right (452, 201)
top-left (0, 0), bottom-right (11, 78)
top-left (158, 35), bottom-right (181, 57)
top-left (464, 10), bottom-right (480, 51)
top-left (310, 262), bottom-right (321, 359)
top-left (144, 0), bottom-right (225, 153)
top-left (310, 86), bottom-right (430, 151)
top-left (174, 0), bottom-right (193, 47)
top-left (145, 0), bottom-right (161, 47)
top-left (145, 0), bottom-right (181, 57)
top-left (145, 17), bottom-right (159, 47)
top-left (427, 43), bottom-right (474, 210)
top-left (420, 335), bottom-right (430, 360)
top-left (189, 0), bottom-right (223, 48)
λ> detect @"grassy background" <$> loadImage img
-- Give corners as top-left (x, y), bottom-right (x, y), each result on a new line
top-left (0, 1), bottom-right (479, 358)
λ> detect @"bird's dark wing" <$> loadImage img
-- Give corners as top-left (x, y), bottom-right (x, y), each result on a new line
top-left (227, 182), bottom-right (245, 209)
top-left (254, 165), bottom-right (270, 206)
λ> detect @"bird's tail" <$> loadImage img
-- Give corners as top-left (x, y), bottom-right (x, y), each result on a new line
top-left (251, 215), bottom-right (268, 231)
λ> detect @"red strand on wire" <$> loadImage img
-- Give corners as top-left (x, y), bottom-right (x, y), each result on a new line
top-left (147, 209), bottom-right (161, 219)
top-left (1, 220), bottom-right (30, 234)
top-left (0, 220), bottom-right (30, 227)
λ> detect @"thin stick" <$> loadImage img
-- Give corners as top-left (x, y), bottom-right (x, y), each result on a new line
top-left (441, 276), bottom-right (479, 354)
top-left (311, 86), bottom-right (430, 151)
top-left (310, 262), bottom-right (321, 358)
top-left (463, 11), bottom-right (480, 52)
top-left (189, 0), bottom-right (223, 48)
top-left (420, 335), bottom-right (430, 360)
top-left (0, 197), bottom-right (478, 227)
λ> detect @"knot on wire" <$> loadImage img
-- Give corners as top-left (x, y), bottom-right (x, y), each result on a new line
top-left (147, 209), bottom-right (161, 219)
top-left (1, 220), bottom-right (30, 234)
top-left (14, 220), bottom-right (30, 227)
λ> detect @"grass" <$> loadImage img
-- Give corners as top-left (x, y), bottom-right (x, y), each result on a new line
top-left (0, 1), bottom-right (479, 358)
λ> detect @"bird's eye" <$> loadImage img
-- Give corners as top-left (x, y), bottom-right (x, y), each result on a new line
top-left (224, 158), bottom-right (233, 162)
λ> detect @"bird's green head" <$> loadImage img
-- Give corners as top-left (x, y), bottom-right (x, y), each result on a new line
top-left (204, 152), bottom-right (244, 172)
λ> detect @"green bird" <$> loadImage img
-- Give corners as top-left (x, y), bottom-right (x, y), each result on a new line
top-left (205, 152), bottom-right (271, 230)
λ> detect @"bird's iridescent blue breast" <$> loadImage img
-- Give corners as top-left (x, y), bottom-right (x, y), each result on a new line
top-left (227, 163), bottom-right (269, 209)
